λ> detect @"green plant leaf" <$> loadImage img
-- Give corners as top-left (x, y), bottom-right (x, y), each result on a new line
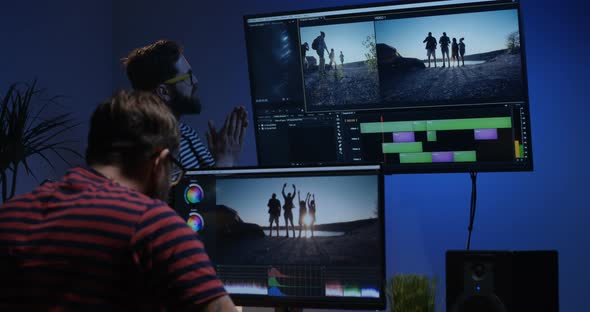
top-left (0, 80), bottom-right (80, 202)
top-left (388, 274), bottom-right (436, 312)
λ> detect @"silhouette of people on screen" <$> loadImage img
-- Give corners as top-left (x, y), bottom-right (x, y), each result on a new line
top-left (439, 32), bottom-right (451, 68)
top-left (312, 31), bottom-right (329, 75)
top-left (282, 183), bottom-right (296, 237)
top-left (307, 193), bottom-right (317, 238)
top-left (329, 48), bottom-right (337, 70)
top-left (267, 193), bottom-right (281, 237)
top-left (301, 42), bottom-right (310, 71)
top-left (452, 38), bottom-right (459, 67)
top-left (423, 32), bottom-right (437, 68)
top-left (297, 191), bottom-right (308, 238)
top-left (459, 38), bottom-right (466, 67)
top-left (340, 51), bottom-right (344, 67)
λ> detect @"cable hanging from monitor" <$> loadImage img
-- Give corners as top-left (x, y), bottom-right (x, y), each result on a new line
top-left (466, 171), bottom-right (478, 250)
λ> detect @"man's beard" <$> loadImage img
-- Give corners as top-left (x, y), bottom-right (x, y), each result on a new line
top-left (170, 89), bottom-right (201, 115)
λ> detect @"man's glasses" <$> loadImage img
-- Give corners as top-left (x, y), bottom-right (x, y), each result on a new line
top-left (168, 153), bottom-right (186, 187)
top-left (163, 70), bottom-right (195, 86)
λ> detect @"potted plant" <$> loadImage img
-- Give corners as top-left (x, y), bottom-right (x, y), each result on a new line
top-left (0, 80), bottom-right (80, 203)
top-left (387, 274), bottom-right (437, 312)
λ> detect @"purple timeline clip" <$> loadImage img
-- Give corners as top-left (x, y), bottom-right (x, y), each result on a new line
top-left (393, 132), bottom-right (415, 143)
top-left (474, 129), bottom-right (498, 140)
top-left (432, 152), bottom-right (454, 163)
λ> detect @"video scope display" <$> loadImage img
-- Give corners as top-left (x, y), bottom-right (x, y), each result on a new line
top-left (170, 165), bottom-right (385, 309)
top-left (244, 0), bottom-right (532, 173)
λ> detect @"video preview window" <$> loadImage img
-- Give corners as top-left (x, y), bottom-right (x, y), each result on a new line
top-left (300, 22), bottom-right (380, 111)
top-left (206, 175), bottom-right (380, 267)
top-left (375, 9), bottom-right (524, 107)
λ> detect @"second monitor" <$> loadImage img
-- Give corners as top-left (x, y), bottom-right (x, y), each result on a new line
top-left (170, 165), bottom-right (386, 309)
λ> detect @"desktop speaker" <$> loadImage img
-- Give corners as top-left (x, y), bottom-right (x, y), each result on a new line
top-left (446, 250), bottom-right (558, 312)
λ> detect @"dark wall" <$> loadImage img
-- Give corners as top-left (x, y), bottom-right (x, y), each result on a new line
top-left (1, 0), bottom-right (113, 194)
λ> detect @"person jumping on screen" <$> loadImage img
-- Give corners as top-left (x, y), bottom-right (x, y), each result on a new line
top-left (307, 193), bottom-right (317, 238)
top-left (282, 183), bottom-right (296, 237)
top-left (459, 38), bottom-right (466, 67)
top-left (297, 191), bottom-right (308, 238)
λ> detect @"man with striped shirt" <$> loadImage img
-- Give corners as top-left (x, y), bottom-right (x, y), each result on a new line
top-left (123, 40), bottom-right (248, 169)
top-left (0, 91), bottom-right (237, 311)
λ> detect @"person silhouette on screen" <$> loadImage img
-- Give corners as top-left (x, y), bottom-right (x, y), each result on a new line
top-left (297, 191), bottom-right (308, 238)
top-left (340, 51), bottom-right (344, 67)
top-left (423, 32), bottom-right (437, 68)
top-left (451, 38), bottom-right (459, 67)
top-left (313, 31), bottom-right (330, 75)
top-left (439, 32), bottom-right (451, 68)
top-left (307, 193), bottom-right (317, 238)
top-left (329, 48), bottom-right (337, 70)
top-left (267, 193), bottom-right (281, 237)
top-left (282, 183), bottom-right (296, 237)
top-left (459, 38), bottom-right (466, 67)
top-left (301, 42), bottom-right (310, 71)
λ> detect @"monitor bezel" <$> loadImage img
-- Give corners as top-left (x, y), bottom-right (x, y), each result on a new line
top-left (242, 0), bottom-right (533, 174)
top-left (171, 164), bottom-right (386, 310)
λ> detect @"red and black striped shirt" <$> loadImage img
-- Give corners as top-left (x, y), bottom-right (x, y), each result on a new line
top-left (0, 167), bottom-right (226, 311)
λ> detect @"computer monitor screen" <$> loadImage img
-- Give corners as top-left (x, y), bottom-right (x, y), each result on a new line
top-left (244, 0), bottom-right (532, 173)
top-left (170, 165), bottom-right (385, 309)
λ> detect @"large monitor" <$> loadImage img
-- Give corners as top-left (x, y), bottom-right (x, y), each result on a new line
top-left (244, 0), bottom-right (532, 173)
top-left (170, 165), bottom-right (385, 309)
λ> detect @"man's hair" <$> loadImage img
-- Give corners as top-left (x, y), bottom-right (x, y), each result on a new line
top-left (86, 90), bottom-right (180, 177)
top-left (122, 39), bottom-right (183, 91)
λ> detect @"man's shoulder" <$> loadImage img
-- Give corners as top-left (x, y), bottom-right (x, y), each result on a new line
top-left (70, 168), bottom-right (166, 210)
top-left (1, 167), bottom-right (166, 217)
top-left (179, 122), bottom-right (206, 144)
top-left (179, 121), bottom-right (196, 134)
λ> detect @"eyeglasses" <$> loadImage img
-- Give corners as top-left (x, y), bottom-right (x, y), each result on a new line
top-left (168, 153), bottom-right (186, 187)
top-left (163, 70), bottom-right (195, 86)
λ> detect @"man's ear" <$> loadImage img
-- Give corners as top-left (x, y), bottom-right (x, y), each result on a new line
top-left (155, 84), bottom-right (172, 103)
top-left (153, 148), bottom-right (170, 170)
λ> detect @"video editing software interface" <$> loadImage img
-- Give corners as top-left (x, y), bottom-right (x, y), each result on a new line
top-left (171, 165), bottom-right (385, 309)
top-left (244, 0), bottom-right (532, 173)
